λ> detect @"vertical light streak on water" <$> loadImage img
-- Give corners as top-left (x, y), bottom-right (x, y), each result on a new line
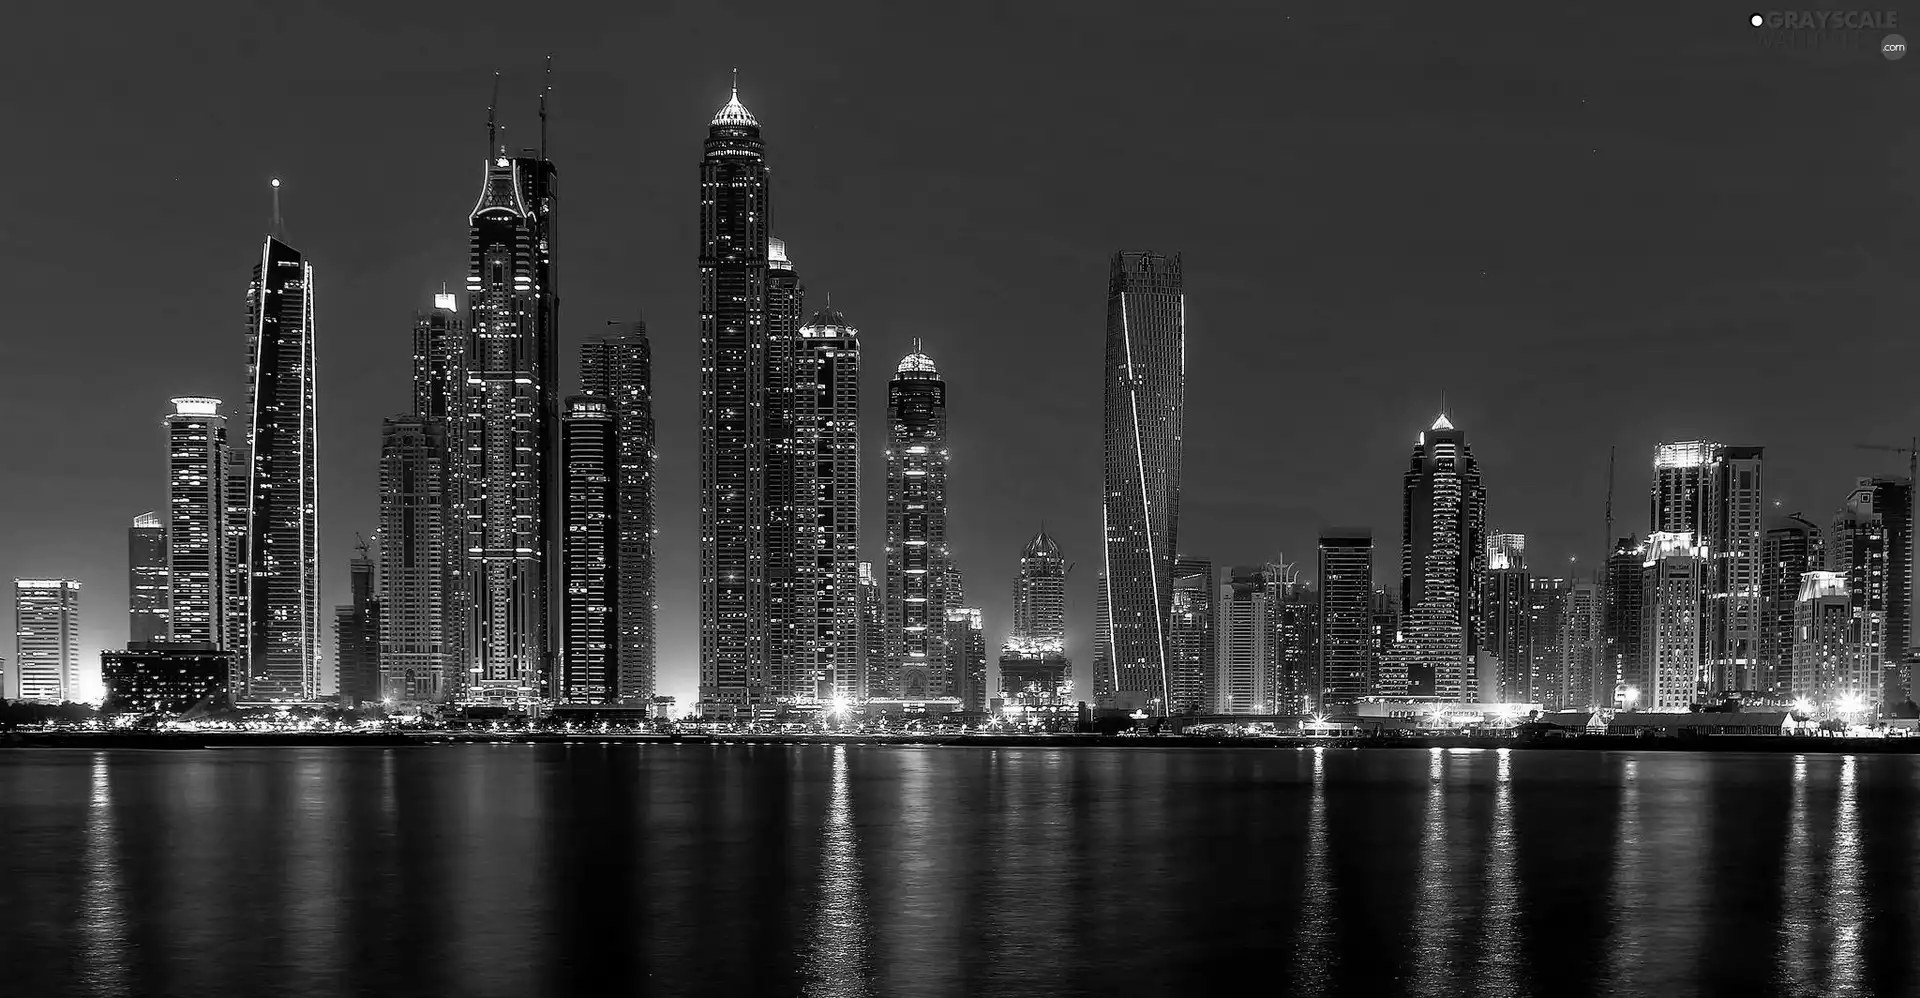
top-left (803, 745), bottom-right (871, 998)
top-left (1296, 746), bottom-right (1333, 989)
top-left (1411, 748), bottom-right (1457, 997)
top-left (284, 755), bottom-right (339, 980)
top-left (77, 752), bottom-right (127, 996)
top-left (1778, 754), bottom-right (1814, 990)
top-left (1598, 757), bottom-right (1642, 993)
top-left (1826, 755), bottom-right (1863, 996)
top-left (1474, 748), bottom-right (1519, 992)
top-left (876, 750), bottom-right (948, 993)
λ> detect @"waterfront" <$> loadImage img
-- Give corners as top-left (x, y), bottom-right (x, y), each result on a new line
top-left (3, 745), bottom-right (1917, 997)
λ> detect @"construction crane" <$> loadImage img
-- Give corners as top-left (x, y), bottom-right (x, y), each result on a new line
top-left (1856, 438), bottom-right (1919, 486)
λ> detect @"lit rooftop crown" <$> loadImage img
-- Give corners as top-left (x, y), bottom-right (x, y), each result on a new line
top-left (1430, 413), bottom-right (1455, 432)
top-left (711, 71), bottom-right (758, 128)
top-left (897, 337), bottom-right (938, 375)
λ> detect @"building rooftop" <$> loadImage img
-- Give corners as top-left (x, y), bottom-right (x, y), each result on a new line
top-left (710, 78), bottom-right (758, 128)
top-left (897, 338), bottom-right (938, 375)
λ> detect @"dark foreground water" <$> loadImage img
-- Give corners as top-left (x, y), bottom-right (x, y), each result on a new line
top-left (2, 746), bottom-right (1917, 997)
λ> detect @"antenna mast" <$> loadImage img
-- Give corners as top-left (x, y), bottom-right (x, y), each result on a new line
top-left (268, 178), bottom-right (284, 240)
top-left (539, 54), bottom-right (553, 160)
top-left (486, 71), bottom-right (501, 156)
top-left (1604, 444), bottom-right (1616, 557)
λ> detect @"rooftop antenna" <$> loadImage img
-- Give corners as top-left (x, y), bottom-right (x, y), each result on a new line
top-left (912, 335), bottom-right (923, 355)
top-left (732, 66), bottom-right (739, 102)
top-left (486, 71), bottom-right (501, 158)
top-left (539, 54), bottom-right (552, 160)
top-left (269, 178), bottom-right (284, 240)
top-left (1604, 444), bottom-right (1616, 555)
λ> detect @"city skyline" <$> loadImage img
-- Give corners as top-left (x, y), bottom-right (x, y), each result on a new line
top-left (2, 6), bottom-right (1908, 707)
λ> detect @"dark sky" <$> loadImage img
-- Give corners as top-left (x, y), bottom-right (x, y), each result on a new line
top-left (2, 1), bottom-right (1912, 703)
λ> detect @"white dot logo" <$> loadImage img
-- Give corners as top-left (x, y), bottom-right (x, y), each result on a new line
top-left (1886, 33), bottom-right (1908, 59)
top-left (1750, 13), bottom-right (1764, 27)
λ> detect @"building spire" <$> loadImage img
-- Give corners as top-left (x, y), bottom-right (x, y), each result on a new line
top-left (269, 177), bottom-right (285, 240)
top-left (539, 55), bottom-right (552, 160)
top-left (731, 66), bottom-right (739, 101)
top-left (486, 71), bottom-right (501, 159)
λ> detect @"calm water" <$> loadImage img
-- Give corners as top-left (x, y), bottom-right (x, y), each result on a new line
top-left (2, 745), bottom-right (1917, 997)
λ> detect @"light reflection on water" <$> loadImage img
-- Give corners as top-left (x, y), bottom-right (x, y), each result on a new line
top-left (4, 746), bottom-right (1920, 998)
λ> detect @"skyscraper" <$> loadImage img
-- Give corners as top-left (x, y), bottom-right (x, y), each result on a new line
top-left (1830, 484), bottom-right (1891, 708)
top-left (1100, 250), bottom-right (1185, 711)
top-left (1270, 564), bottom-right (1319, 714)
top-left (1558, 582), bottom-right (1605, 710)
top-left (1760, 514), bottom-right (1823, 696)
top-left (1317, 530), bottom-right (1374, 706)
top-left (1481, 533), bottom-right (1530, 702)
top-left (764, 239), bottom-right (804, 706)
top-left (128, 512), bottom-right (169, 645)
top-left (791, 306), bottom-right (861, 702)
top-left (1650, 441), bottom-right (1765, 694)
top-left (15, 580), bottom-right (80, 703)
top-left (1394, 414), bottom-right (1486, 701)
top-left (333, 542), bottom-right (379, 706)
top-left (1604, 537), bottom-right (1647, 704)
top-left (1528, 577), bottom-right (1571, 703)
top-left (1848, 477), bottom-right (1911, 705)
top-left (698, 80), bottom-right (773, 718)
top-left (1167, 557), bottom-right (1215, 713)
top-left (1793, 571), bottom-right (1866, 709)
top-left (462, 111), bottom-right (560, 704)
top-left (1001, 531), bottom-right (1073, 707)
top-left (858, 561), bottom-right (883, 698)
top-left (561, 397), bottom-right (616, 703)
top-left (1643, 531), bottom-right (1706, 710)
top-left (379, 416), bottom-right (453, 702)
top-left (582, 326), bottom-right (658, 702)
top-left (884, 340), bottom-right (951, 700)
top-left (165, 397), bottom-right (228, 646)
top-left (946, 607), bottom-right (988, 711)
top-left (240, 225), bottom-right (319, 702)
top-left (1215, 566), bottom-right (1275, 714)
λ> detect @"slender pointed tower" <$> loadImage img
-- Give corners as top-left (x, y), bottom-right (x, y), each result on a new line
top-left (459, 74), bottom-right (560, 703)
top-left (239, 179), bottom-right (320, 701)
top-left (884, 340), bottom-right (951, 699)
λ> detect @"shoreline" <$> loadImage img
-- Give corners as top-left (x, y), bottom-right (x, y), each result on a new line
top-left (4, 731), bottom-right (1920, 754)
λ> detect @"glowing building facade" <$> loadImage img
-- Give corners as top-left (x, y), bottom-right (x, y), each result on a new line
top-left (241, 235), bottom-right (319, 701)
top-left (461, 134), bottom-right (560, 703)
top-left (379, 415), bottom-right (453, 702)
top-left (128, 512), bottom-right (169, 645)
top-left (1642, 531), bottom-right (1706, 711)
top-left (1481, 532), bottom-right (1530, 702)
top-left (1001, 532), bottom-right (1073, 708)
top-left (14, 580), bottom-right (80, 703)
top-left (1760, 515), bottom-right (1823, 695)
top-left (561, 397), bottom-right (616, 703)
top-left (1215, 566), bottom-right (1276, 714)
top-left (1792, 571), bottom-right (1875, 710)
top-left (165, 398), bottom-right (228, 646)
top-left (1167, 557), bottom-right (1215, 713)
top-left (884, 342), bottom-right (950, 699)
top-left (1393, 415), bottom-right (1486, 702)
top-left (947, 607), bottom-right (988, 711)
top-left (1829, 484), bottom-right (1892, 707)
top-left (1098, 251), bottom-right (1185, 710)
top-left (764, 240), bottom-right (803, 704)
top-left (698, 83), bottom-right (775, 717)
top-left (1318, 530), bottom-right (1374, 705)
top-left (582, 327), bottom-right (658, 702)
top-left (1604, 536), bottom-right (1647, 704)
top-left (1271, 565), bottom-right (1318, 714)
top-left (789, 307), bottom-right (862, 702)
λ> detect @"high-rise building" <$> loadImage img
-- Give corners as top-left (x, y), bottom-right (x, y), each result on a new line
top-left (884, 341), bottom-right (951, 700)
top-left (791, 306), bottom-right (862, 702)
top-left (764, 239), bottom-right (804, 707)
top-left (378, 416), bottom-right (453, 702)
top-left (1792, 571), bottom-right (1875, 710)
top-left (414, 293), bottom-right (466, 425)
top-left (1844, 478), bottom-right (1912, 705)
top-left (1215, 566), bottom-right (1276, 714)
top-left (165, 397), bottom-right (228, 646)
top-left (1650, 442), bottom-right (1765, 694)
top-left (1760, 514), bottom-right (1823, 696)
top-left (1166, 557), bottom-right (1215, 713)
top-left (461, 114), bottom-right (560, 705)
top-left (1528, 577), bottom-right (1571, 702)
top-left (947, 607), bottom-right (988, 711)
top-left (1830, 485), bottom-right (1892, 708)
top-left (1651, 442), bottom-right (1715, 534)
top-left (698, 81), bottom-right (774, 718)
top-left (1270, 563), bottom-right (1318, 714)
top-left (858, 561), bottom-right (883, 698)
top-left (128, 512), bottom-right (169, 645)
top-left (333, 543), bottom-right (380, 706)
top-left (1370, 588), bottom-right (1401, 693)
top-left (1001, 530), bottom-right (1072, 709)
top-left (1317, 530), bottom-right (1374, 706)
top-left (15, 580), bottom-right (80, 703)
top-left (1099, 250), bottom-right (1185, 712)
top-left (1642, 531), bottom-right (1706, 711)
top-left (1394, 414), bottom-right (1486, 701)
top-left (240, 227), bottom-right (320, 702)
top-left (582, 327), bottom-right (658, 702)
top-left (560, 397), bottom-right (616, 703)
top-left (1557, 582), bottom-right (1605, 710)
top-left (1481, 532), bottom-right (1530, 702)
top-left (1604, 537), bottom-right (1647, 704)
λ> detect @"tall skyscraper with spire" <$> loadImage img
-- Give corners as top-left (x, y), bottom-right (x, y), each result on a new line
top-left (128, 512), bottom-right (169, 645)
top-left (1098, 251), bottom-right (1186, 711)
top-left (764, 239), bottom-right (804, 703)
top-left (1391, 414), bottom-right (1486, 702)
top-left (460, 83), bottom-right (560, 703)
top-left (239, 183), bottom-right (320, 702)
top-left (698, 76), bottom-right (776, 718)
top-left (884, 340), bottom-right (951, 699)
top-left (791, 305), bottom-right (861, 701)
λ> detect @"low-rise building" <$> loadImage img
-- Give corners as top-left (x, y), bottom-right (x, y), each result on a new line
top-left (100, 641), bottom-right (233, 715)
top-left (1606, 711), bottom-right (1793, 736)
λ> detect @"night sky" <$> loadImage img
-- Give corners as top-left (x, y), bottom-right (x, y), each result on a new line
top-left (3, 2), bottom-right (1912, 703)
